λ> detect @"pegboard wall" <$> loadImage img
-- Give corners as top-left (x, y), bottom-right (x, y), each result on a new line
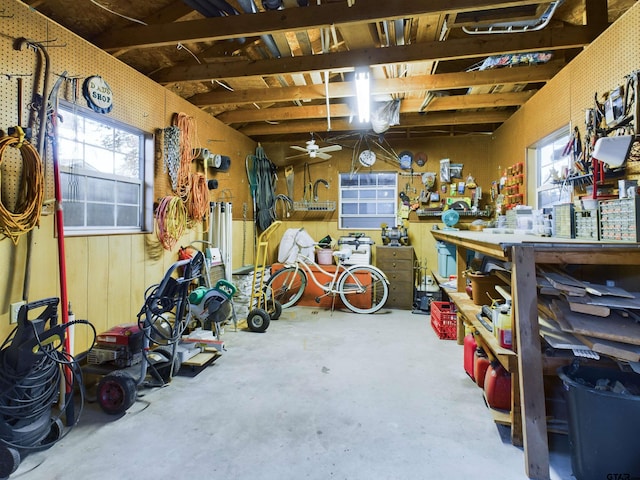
top-left (1, 0), bottom-right (256, 219)
top-left (491, 0), bottom-right (640, 197)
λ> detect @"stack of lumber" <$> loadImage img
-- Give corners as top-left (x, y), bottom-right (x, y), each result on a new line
top-left (537, 267), bottom-right (640, 363)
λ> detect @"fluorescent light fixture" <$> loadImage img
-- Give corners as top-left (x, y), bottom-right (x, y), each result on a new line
top-left (355, 67), bottom-right (370, 123)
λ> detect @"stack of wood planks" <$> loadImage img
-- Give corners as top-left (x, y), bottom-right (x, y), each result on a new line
top-left (537, 266), bottom-right (640, 363)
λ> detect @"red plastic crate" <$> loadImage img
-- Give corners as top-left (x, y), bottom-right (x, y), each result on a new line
top-left (430, 301), bottom-right (457, 340)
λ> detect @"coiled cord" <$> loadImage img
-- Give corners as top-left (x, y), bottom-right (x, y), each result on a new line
top-left (172, 113), bottom-right (195, 200)
top-left (187, 172), bottom-right (209, 222)
top-left (0, 317), bottom-right (96, 451)
top-left (0, 135), bottom-right (44, 245)
top-left (155, 196), bottom-right (187, 251)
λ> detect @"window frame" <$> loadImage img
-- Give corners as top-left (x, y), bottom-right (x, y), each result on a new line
top-left (57, 101), bottom-right (154, 236)
top-left (531, 125), bottom-right (572, 210)
top-left (338, 171), bottom-right (398, 230)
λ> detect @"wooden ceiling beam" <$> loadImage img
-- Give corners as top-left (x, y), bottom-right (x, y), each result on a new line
top-left (190, 62), bottom-right (561, 107)
top-left (239, 110), bottom-right (513, 135)
top-left (218, 91), bottom-right (534, 123)
top-left (95, 0), bottom-right (549, 51)
top-left (152, 26), bottom-right (591, 83)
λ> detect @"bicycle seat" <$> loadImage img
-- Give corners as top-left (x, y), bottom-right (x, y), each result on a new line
top-left (333, 248), bottom-right (352, 261)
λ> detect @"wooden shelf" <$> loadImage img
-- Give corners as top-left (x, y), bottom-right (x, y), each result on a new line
top-left (431, 228), bottom-right (640, 479)
top-left (448, 292), bottom-right (516, 372)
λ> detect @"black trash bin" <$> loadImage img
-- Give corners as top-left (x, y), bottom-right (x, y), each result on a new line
top-left (558, 364), bottom-right (640, 480)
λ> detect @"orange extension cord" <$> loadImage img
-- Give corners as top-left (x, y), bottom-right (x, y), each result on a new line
top-left (188, 172), bottom-right (209, 222)
top-left (172, 112), bottom-right (195, 200)
top-left (0, 135), bottom-right (44, 245)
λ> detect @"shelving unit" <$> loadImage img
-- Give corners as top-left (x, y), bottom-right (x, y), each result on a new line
top-left (431, 229), bottom-right (640, 480)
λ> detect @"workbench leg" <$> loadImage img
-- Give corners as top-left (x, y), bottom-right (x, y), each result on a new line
top-left (512, 246), bottom-right (550, 480)
top-left (456, 246), bottom-right (470, 345)
top-left (510, 361), bottom-right (523, 447)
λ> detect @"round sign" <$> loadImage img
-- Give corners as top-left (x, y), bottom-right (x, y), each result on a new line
top-left (83, 75), bottom-right (113, 114)
top-left (359, 149), bottom-right (376, 167)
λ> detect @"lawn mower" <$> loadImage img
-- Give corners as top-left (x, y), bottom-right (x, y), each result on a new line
top-left (85, 254), bottom-right (202, 415)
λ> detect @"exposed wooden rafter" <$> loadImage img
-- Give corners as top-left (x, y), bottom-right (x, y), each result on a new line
top-left (95, 0), bottom-right (552, 51)
top-left (239, 110), bottom-right (513, 136)
top-left (190, 62), bottom-right (562, 107)
top-left (152, 27), bottom-right (591, 83)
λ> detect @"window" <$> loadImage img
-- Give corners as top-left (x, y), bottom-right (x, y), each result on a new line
top-left (57, 102), bottom-right (153, 235)
top-left (339, 172), bottom-right (397, 229)
top-left (532, 126), bottom-right (572, 209)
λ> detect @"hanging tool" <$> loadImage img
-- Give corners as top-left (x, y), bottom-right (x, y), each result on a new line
top-left (313, 179), bottom-right (329, 201)
top-left (15, 38), bottom-right (51, 305)
top-left (285, 165), bottom-right (294, 199)
top-left (303, 162), bottom-right (312, 203)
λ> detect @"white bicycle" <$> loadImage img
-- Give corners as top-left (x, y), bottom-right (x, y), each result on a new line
top-left (266, 248), bottom-right (389, 314)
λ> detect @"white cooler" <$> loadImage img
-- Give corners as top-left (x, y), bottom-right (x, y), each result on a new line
top-left (337, 235), bottom-right (374, 265)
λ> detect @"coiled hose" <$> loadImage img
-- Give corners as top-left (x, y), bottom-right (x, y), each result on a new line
top-left (0, 135), bottom-right (44, 245)
top-left (0, 316), bottom-right (96, 451)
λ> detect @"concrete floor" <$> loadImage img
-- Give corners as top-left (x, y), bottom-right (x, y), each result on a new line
top-left (11, 306), bottom-right (573, 480)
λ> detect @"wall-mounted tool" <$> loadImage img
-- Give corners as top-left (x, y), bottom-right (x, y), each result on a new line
top-left (313, 179), bottom-right (329, 201)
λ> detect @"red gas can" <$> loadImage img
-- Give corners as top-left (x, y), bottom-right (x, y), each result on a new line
top-left (484, 362), bottom-right (511, 411)
top-left (463, 333), bottom-right (477, 381)
top-left (474, 348), bottom-right (490, 388)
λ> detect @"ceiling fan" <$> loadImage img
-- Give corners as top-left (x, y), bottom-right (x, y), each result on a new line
top-left (287, 133), bottom-right (342, 160)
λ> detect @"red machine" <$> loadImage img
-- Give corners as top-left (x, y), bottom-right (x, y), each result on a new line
top-left (87, 324), bottom-right (144, 369)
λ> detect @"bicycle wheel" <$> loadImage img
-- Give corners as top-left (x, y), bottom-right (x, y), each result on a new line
top-left (338, 266), bottom-right (389, 314)
top-left (267, 267), bottom-right (307, 308)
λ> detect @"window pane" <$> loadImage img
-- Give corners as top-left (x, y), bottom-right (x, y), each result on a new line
top-left (87, 203), bottom-right (115, 226)
top-left (87, 177), bottom-right (116, 203)
top-left (340, 175), bottom-right (358, 187)
top-left (342, 203), bottom-right (358, 214)
top-left (378, 189), bottom-right (394, 199)
top-left (59, 139), bottom-right (83, 168)
top-left (114, 152), bottom-right (139, 177)
top-left (117, 182), bottom-right (140, 204)
top-left (58, 113), bottom-right (84, 141)
top-left (63, 202), bottom-right (85, 227)
top-left (86, 145), bottom-right (114, 174)
top-left (378, 203), bottom-right (395, 214)
top-left (359, 203), bottom-right (377, 214)
top-left (360, 190), bottom-right (376, 199)
top-left (61, 173), bottom-right (86, 202)
top-left (117, 205), bottom-right (139, 227)
top-left (85, 118), bottom-right (113, 148)
top-left (378, 174), bottom-right (396, 185)
top-left (342, 190), bottom-right (358, 199)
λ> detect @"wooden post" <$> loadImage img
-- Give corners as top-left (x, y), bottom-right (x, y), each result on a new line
top-left (512, 245), bottom-right (550, 480)
top-left (456, 245), bottom-right (469, 344)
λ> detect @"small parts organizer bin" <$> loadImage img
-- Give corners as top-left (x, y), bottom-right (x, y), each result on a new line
top-left (599, 197), bottom-right (640, 242)
top-left (430, 301), bottom-right (457, 340)
top-left (574, 209), bottom-right (599, 240)
top-left (553, 203), bottom-right (575, 238)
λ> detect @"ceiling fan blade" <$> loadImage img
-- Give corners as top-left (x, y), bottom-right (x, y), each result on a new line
top-left (290, 146), bottom-right (308, 152)
top-left (285, 152), bottom-right (309, 160)
top-left (316, 152), bottom-right (332, 160)
top-left (317, 145), bottom-right (342, 153)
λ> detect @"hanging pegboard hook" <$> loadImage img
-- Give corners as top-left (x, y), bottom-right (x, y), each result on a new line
top-left (4, 73), bottom-right (32, 80)
top-left (0, 9), bottom-right (14, 18)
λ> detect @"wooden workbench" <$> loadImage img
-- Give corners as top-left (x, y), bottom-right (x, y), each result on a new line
top-left (431, 229), bottom-right (640, 480)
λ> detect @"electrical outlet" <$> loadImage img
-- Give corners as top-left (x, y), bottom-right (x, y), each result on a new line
top-left (10, 301), bottom-right (25, 324)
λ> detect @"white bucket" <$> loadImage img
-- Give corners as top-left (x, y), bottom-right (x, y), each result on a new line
top-left (316, 249), bottom-right (333, 265)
